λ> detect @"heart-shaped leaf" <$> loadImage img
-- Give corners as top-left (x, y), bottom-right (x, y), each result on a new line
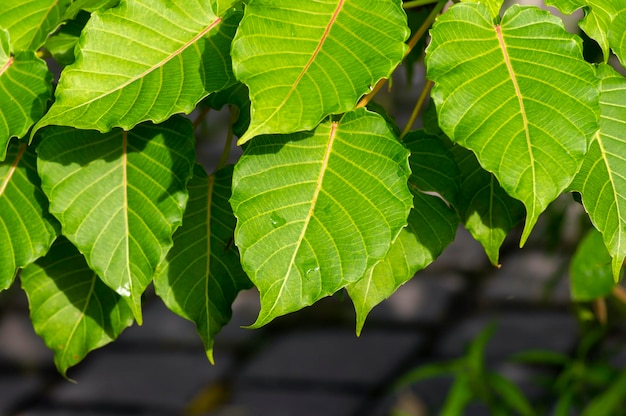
top-left (154, 165), bottom-right (251, 362)
top-left (570, 64), bottom-right (626, 280)
top-left (21, 237), bottom-right (134, 377)
top-left (570, 228), bottom-right (616, 301)
top-left (232, 0), bottom-right (409, 143)
top-left (230, 108), bottom-right (413, 327)
top-left (36, 0), bottom-right (238, 133)
top-left (0, 29), bottom-right (52, 160)
top-left (0, 141), bottom-right (58, 290)
top-left (347, 131), bottom-right (459, 334)
top-left (0, 0), bottom-right (70, 51)
top-left (37, 117), bottom-right (195, 323)
top-left (426, 3), bottom-right (599, 244)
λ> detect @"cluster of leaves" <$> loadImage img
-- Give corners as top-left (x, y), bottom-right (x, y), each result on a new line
top-left (2, 0), bottom-right (626, 376)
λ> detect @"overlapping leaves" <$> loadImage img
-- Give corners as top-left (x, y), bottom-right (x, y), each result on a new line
top-left (232, 0), bottom-right (409, 143)
top-left (426, 3), bottom-right (599, 244)
top-left (0, 0), bottom-right (70, 51)
top-left (37, 117), bottom-right (195, 322)
top-left (36, 0), bottom-right (238, 133)
top-left (231, 108), bottom-right (412, 327)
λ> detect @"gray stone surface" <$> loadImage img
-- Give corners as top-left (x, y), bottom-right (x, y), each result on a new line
top-left (0, 376), bottom-right (41, 415)
top-left (0, 310), bottom-right (53, 367)
top-left (239, 330), bottom-right (423, 387)
top-left (426, 226), bottom-right (490, 273)
top-left (52, 350), bottom-right (232, 410)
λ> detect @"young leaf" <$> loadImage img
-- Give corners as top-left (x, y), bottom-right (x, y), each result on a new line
top-left (21, 237), bottom-right (134, 377)
top-left (203, 82), bottom-right (251, 138)
top-left (230, 108), bottom-right (413, 327)
top-left (544, 0), bottom-right (586, 15)
top-left (462, 0), bottom-right (504, 20)
top-left (426, 3), bottom-right (599, 245)
top-left (36, 117), bottom-right (195, 323)
top-left (0, 29), bottom-right (52, 160)
top-left (0, 141), bottom-right (58, 290)
top-left (0, 0), bottom-right (71, 52)
top-left (348, 131), bottom-right (459, 334)
top-left (154, 165), bottom-right (251, 363)
top-left (570, 228), bottom-right (616, 301)
top-left (232, 0), bottom-right (409, 143)
top-left (451, 145), bottom-right (524, 266)
top-left (35, 0), bottom-right (238, 133)
top-left (570, 64), bottom-right (626, 280)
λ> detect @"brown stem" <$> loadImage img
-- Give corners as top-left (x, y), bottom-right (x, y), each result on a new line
top-left (193, 106), bottom-right (211, 131)
top-left (400, 80), bottom-right (433, 140)
top-left (593, 297), bottom-right (607, 325)
top-left (612, 285), bottom-right (626, 304)
top-left (214, 106), bottom-right (238, 173)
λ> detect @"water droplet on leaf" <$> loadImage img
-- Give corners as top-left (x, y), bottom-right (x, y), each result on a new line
top-left (270, 212), bottom-right (286, 227)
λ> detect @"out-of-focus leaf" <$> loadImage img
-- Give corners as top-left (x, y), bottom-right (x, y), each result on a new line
top-left (44, 11), bottom-right (91, 66)
top-left (570, 228), bottom-right (616, 301)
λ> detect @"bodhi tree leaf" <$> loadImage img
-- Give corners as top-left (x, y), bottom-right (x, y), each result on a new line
top-left (0, 141), bottom-right (58, 290)
top-left (426, 3), bottom-right (599, 245)
top-left (37, 117), bottom-right (195, 323)
top-left (44, 10), bottom-right (91, 66)
top-left (0, 0), bottom-right (71, 52)
top-left (203, 82), bottom-right (251, 138)
top-left (35, 0), bottom-right (239, 133)
top-left (570, 64), bottom-right (626, 280)
top-left (451, 144), bottom-right (525, 266)
top-left (21, 237), bottom-right (134, 377)
top-left (230, 108), bottom-right (413, 327)
top-left (232, 0), bottom-right (409, 144)
top-left (570, 228), bottom-right (616, 301)
top-left (154, 164), bottom-right (251, 363)
top-left (462, 0), bottom-right (504, 20)
top-left (347, 131), bottom-right (458, 334)
top-left (0, 29), bottom-right (52, 160)
top-left (609, 7), bottom-right (626, 67)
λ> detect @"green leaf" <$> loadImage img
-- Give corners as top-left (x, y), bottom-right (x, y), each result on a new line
top-left (570, 64), bottom-right (626, 280)
top-left (230, 108), bottom-right (413, 327)
top-left (462, 0), bottom-right (504, 20)
top-left (426, 3), bottom-right (599, 244)
top-left (570, 228), bottom-right (616, 301)
top-left (609, 7), bottom-right (626, 67)
top-left (0, 30), bottom-right (52, 160)
top-left (36, 117), bottom-right (195, 323)
top-left (487, 372), bottom-right (535, 416)
top-left (451, 145), bottom-right (524, 266)
top-left (0, 141), bottom-right (58, 290)
top-left (544, 0), bottom-right (586, 15)
top-left (203, 82), bottom-right (251, 138)
top-left (35, 0), bottom-right (238, 133)
top-left (441, 375), bottom-right (473, 416)
top-left (44, 10), bottom-right (91, 66)
top-left (154, 164), bottom-right (251, 363)
top-left (347, 131), bottom-right (458, 334)
top-left (0, 0), bottom-right (71, 51)
top-left (582, 368), bottom-right (626, 416)
top-left (21, 237), bottom-right (134, 377)
top-left (63, 0), bottom-right (120, 19)
top-left (232, 0), bottom-right (409, 143)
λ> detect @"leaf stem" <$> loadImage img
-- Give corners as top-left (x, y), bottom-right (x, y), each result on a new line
top-left (403, 0), bottom-right (439, 8)
top-left (400, 79), bottom-right (433, 140)
top-left (355, 0), bottom-right (447, 109)
top-left (612, 285), bottom-right (626, 304)
top-left (193, 106), bottom-right (211, 131)
top-left (214, 106), bottom-right (238, 172)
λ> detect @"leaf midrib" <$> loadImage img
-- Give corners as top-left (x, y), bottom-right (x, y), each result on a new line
top-left (0, 144), bottom-right (24, 195)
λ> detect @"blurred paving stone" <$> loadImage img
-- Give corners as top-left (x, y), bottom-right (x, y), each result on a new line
top-left (239, 330), bottom-right (423, 387)
top-left (481, 251), bottom-right (571, 304)
top-left (436, 312), bottom-right (578, 362)
top-left (426, 227), bottom-right (490, 273)
top-left (52, 350), bottom-right (232, 411)
top-left (364, 273), bottom-right (465, 326)
top-left (0, 376), bottom-right (41, 415)
top-left (0, 311), bottom-right (53, 367)
top-left (214, 289), bottom-right (262, 347)
top-left (213, 389), bottom-right (363, 416)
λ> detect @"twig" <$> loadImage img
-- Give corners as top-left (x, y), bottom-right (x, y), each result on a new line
top-left (612, 285), bottom-right (626, 304)
top-left (214, 106), bottom-right (239, 173)
top-left (193, 106), bottom-right (211, 131)
top-left (403, 0), bottom-right (439, 9)
top-left (400, 79), bottom-right (433, 140)
top-left (593, 297), bottom-right (607, 325)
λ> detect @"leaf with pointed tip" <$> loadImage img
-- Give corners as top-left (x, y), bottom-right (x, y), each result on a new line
top-left (544, 0), bottom-right (586, 15)
top-left (36, 117), bottom-right (195, 323)
top-left (426, 3), bottom-right (599, 245)
top-left (348, 131), bottom-right (458, 334)
top-left (0, 0), bottom-right (71, 52)
top-left (0, 141), bottom-right (58, 290)
top-left (21, 237), bottom-right (134, 377)
top-left (570, 228), bottom-right (616, 301)
top-left (35, 0), bottom-right (239, 133)
top-left (451, 144), bottom-right (524, 266)
top-left (154, 164), bottom-right (251, 363)
top-left (570, 64), bottom-right (626, 280)
top-left (462, 0), bottom-right (504, 20)
top-left (232, 0), bottom-right (409, 143)
top-left (0, 30), bottom-right (52, 160)
top-left (230, 108), bottom-right (413, 327)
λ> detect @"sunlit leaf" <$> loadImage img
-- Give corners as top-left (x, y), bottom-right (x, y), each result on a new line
top-left (609, 7), bottom-right (626, 67)
top-left (0, 29), bottom-right (52, 160)
top-left (44, 10), bottom-right (91, 66)
top-left (154, 165), bottom-right (251, 363)
top-left (462, 0), bottom-right (504, 20)
top-left (37, 117), bottom-right (195, 323)
top-left (426, 3), bottom-right (599, 244)
top-left (570, 64), bottom-right (626, 280)
top-left (36, 0), bottom-right (238, 133)
top-left (348, 131), bottom-right (458, 334)
top-left (232, 0), bottom-right (409, 143)
top-left (21, 237), bottom-right (134, 377)
top-left (544, 0), bottom-right (586, 15)
top-left (0, 141), bottom-right (58, 290)
top-left (230, 108), bottom-right (412, 327)
top-left (570, 228), bottom-right (616, 301)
